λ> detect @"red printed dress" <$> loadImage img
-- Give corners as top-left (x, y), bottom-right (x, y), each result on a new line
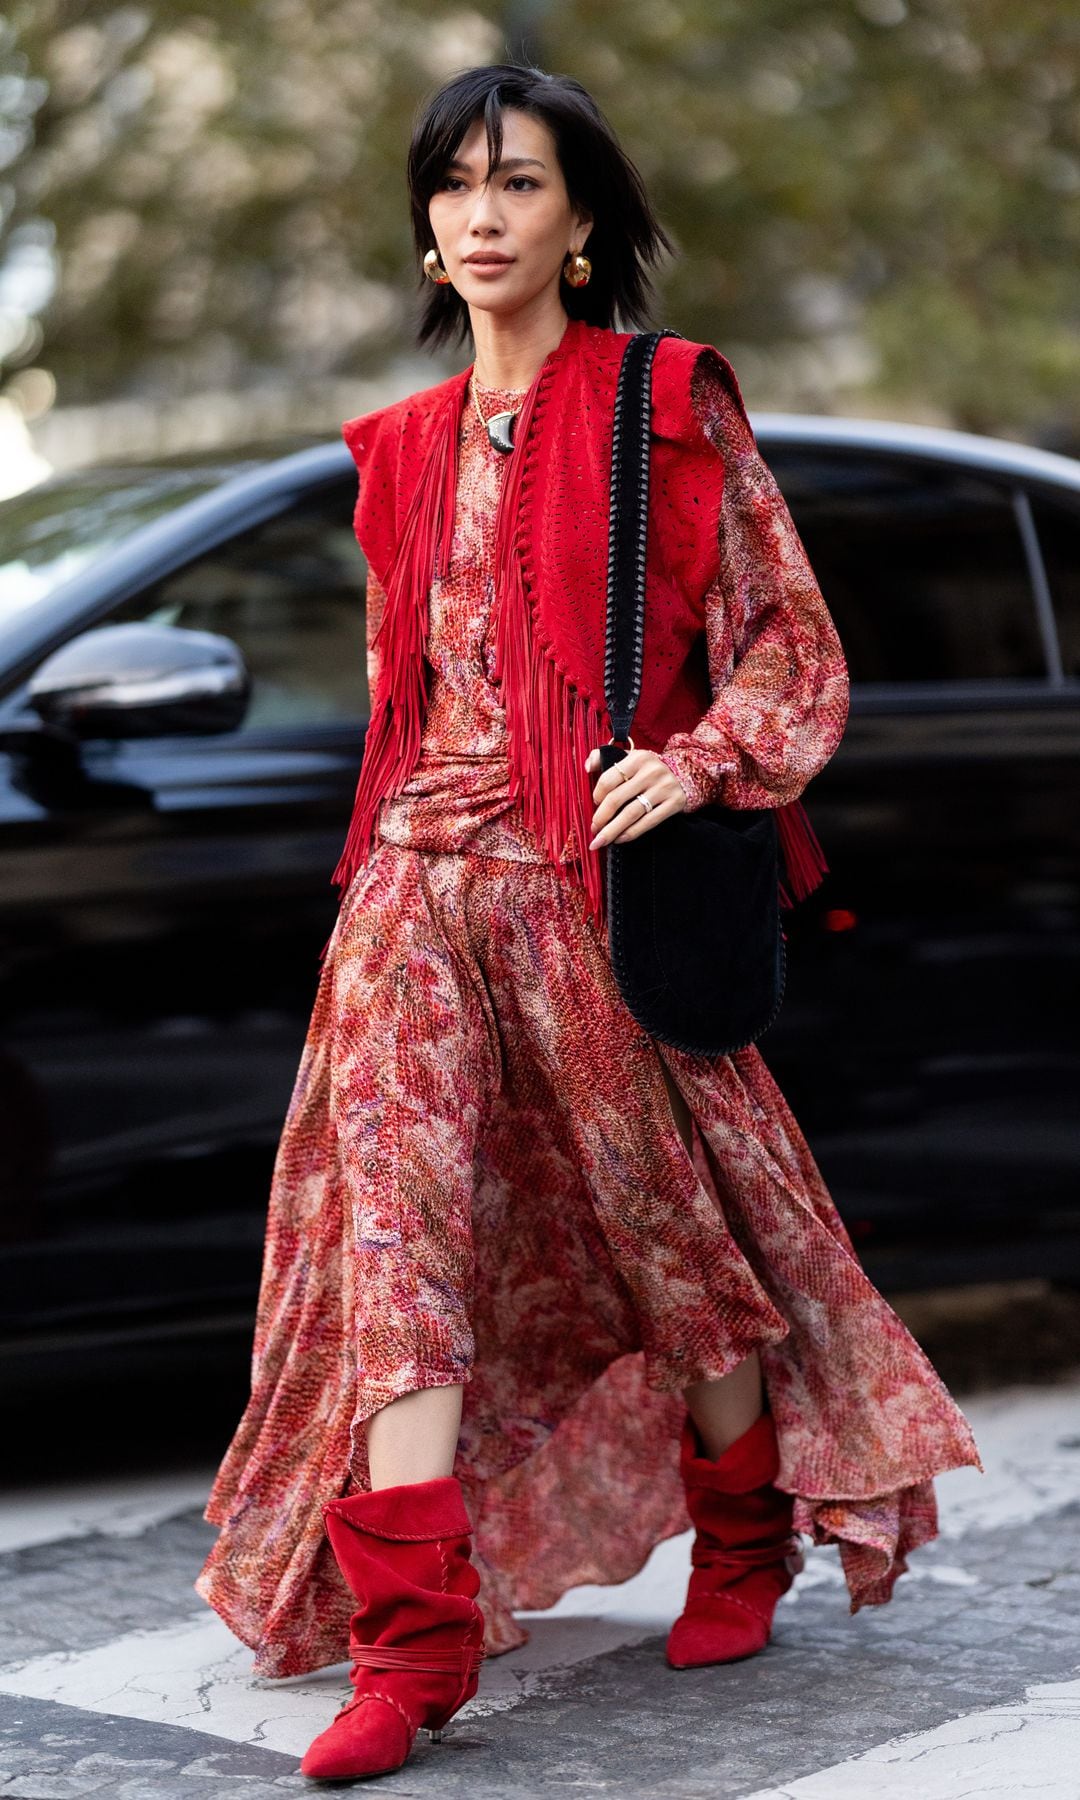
top-left (195, 364), bottom-right (983, 1678)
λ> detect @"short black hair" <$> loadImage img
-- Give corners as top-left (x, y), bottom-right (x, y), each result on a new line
top-left (407, 63), bottom-right (677, 350)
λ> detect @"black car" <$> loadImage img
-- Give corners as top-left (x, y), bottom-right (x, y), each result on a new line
top-left (3, 412), bottom-right (1078, 1371)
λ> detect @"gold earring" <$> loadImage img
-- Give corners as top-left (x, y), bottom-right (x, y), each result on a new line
top-left (562, 250), bottom-right (592, 288)
top-left (423, 248), bottom-right (451, 285)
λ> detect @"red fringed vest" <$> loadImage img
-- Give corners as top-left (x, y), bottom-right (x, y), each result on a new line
top-left (331, 315), bottom-right (825, 936)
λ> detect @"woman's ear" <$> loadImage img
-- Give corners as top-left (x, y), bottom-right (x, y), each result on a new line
top-left (574, 208), bottom-right (594, 245)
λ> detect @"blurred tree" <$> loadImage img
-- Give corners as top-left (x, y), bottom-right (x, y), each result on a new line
top-left (1, 0), bottom-right (1079, 440)
top-left (547, 0), bottom-right (1080, 434)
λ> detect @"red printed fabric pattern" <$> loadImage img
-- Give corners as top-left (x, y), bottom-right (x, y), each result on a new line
top-left (656, 354), bottom-right (850, 812)
top-left (194, 369), bottom-right (983, 1681)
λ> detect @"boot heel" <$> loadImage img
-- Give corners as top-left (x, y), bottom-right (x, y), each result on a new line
top-left (423, 1727), bottom-right (444, 1743)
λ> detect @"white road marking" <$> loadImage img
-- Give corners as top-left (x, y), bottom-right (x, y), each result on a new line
top-left (0, 1472), bottom-right (217, 1555)
top-left (0, 1379), bottom-right (1076, 1769)
top-left (932, 1382), bottom-right (1080, 1540)
top-left (740, 1670), bottom-right (1080, 1800)
top-left (0, 1534), bottom-right (695, 1754)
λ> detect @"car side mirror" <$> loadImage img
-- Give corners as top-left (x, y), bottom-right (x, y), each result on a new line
top-left (28, 622), bottom-right (252, 739)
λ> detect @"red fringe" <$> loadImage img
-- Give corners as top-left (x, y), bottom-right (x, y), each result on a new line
top-left (318, 357), bottom-right (831, 971)
top-left (318, 393), bottom-right (460, 963)
top-left (776, 797), bottom-right (830, 910)
top-left (488, 367), bottom-right (610, 933)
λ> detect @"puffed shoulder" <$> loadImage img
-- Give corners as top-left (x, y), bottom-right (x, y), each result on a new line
top-left (650, 335), bottom-right (756, 459)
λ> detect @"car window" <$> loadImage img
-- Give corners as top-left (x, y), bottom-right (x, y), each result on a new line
top-left (0, 470), bottom-right (227, 626)
top-left (1028, 492), bottom-right (1080, 681)
top-left (766, 449), bottom-right (1044, 683)
top-left (110, 486), bottom-right (369, 728)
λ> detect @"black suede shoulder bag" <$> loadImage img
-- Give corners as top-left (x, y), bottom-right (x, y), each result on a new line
top-left (595, 328), bottom-right (786, 1057)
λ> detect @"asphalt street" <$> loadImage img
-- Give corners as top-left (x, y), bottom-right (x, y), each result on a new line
top-left (2, 1282), bottom-right (1079, 1800)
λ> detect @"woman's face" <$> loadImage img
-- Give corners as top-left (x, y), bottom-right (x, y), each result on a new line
top-left (427, 108), bottom-right (592, 320)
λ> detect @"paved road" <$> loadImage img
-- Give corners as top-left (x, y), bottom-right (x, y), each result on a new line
top-left (1, 1365), bottom-right (1079, 1798)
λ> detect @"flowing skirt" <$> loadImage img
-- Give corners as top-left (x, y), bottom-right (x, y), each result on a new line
top-left (194, 837), bottom-right (982, 1677)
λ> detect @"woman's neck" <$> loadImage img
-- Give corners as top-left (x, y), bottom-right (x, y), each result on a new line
top-left (468, 304), bottom-right (571, 391)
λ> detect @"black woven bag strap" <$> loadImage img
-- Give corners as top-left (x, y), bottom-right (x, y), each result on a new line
top-left (604, 327), bottom-right (684, 744)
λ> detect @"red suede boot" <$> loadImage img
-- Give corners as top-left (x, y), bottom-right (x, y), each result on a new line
top-left (666, 1407), bottom-right (805, 1670)
top-left (299, 1475), bottom-right (486, 1782)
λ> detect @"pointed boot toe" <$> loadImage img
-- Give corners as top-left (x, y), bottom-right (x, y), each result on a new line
top-left (666, 1592), bottom-right (772, 1668)
top-left (299, 1692), bottom-right (413, 1781)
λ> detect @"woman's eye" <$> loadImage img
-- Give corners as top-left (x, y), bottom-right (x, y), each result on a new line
top-left (439, 175), bottom-right (537, 192)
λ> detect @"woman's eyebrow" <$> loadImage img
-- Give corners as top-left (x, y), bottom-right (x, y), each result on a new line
top-left (445, 155), bottom-right (548, 173)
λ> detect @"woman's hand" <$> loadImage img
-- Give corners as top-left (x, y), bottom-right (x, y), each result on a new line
top-left (584, 747), bottom-right (689, 851)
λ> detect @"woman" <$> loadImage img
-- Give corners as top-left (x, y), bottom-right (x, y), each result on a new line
top-left (195, 63), bottom-right (983, 1784)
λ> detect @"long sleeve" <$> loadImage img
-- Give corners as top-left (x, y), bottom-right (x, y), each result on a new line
top-left (657, 354), bottom-right (850, 812)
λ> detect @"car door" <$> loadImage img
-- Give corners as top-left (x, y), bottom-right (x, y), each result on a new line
top-left (762, 445), bottom-right (1074, 1285)
top-left (1, 477), bottom-right (369, 1343)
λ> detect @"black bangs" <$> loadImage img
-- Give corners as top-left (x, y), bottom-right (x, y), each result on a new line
top-left (406, 62), bottom-right (676, 350)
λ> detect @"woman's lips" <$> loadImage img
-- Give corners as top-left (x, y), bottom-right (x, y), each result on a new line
top-left (464, 258), bottom-right (514, 273)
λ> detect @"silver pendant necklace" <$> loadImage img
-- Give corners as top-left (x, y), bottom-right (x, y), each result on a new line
top-left (470, 374), bottom-right (522, 454)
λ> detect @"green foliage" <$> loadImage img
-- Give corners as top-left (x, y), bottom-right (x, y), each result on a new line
top-left (2, 0), bottom-right (1079, 438)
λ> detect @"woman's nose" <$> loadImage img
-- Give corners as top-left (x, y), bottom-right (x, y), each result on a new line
top-left (468, 189), bottom-right (503, 232)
